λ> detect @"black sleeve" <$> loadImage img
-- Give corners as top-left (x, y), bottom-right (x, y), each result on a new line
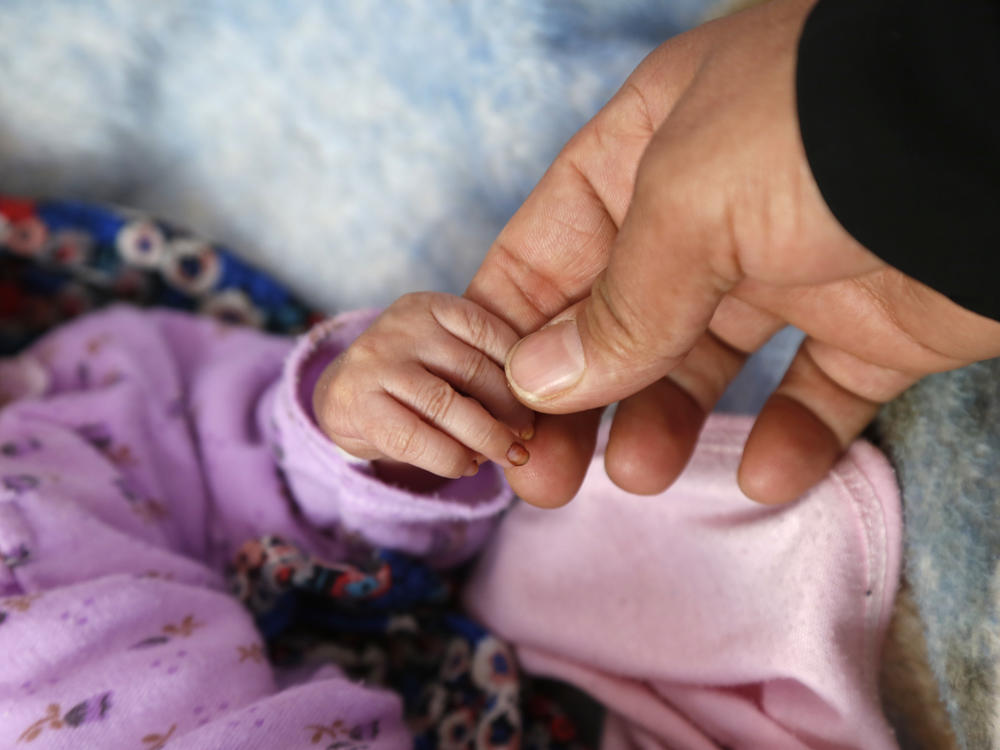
top-left (796, 0), bottom-right (1000, 321)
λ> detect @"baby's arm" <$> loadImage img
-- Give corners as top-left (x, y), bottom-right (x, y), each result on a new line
top-left (0, 305), bottom-right (498, 748)
top-left (312, 292), bottom-right (535, 482)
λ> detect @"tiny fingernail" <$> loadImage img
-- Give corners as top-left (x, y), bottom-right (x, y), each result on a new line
top-left (519, 425), bottom-right (535, 442)
top-left (506, 442), bottom-right (530, 466)
top-left (507, 320), bottom-right (585, 401)
top-left (463, 462), bottom-right (480, 477)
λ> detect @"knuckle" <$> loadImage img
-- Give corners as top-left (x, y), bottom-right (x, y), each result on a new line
top-left (415, 379), bottom-right (456, 422)
top-left (459, 351), bottom-right (492, 391)
top-left (587, 274), bottom-right (652, 363)
top-left (479, 419), bottom-right (512, 454)
top-left (345, 335), bottom-right (381, 366)
top-left (433, 295), bottom-right (507, 356)
top-left (803, 340), bottom-right (912, 405)
top-left (619, 81), bottom-right (656, 135)
top-left (398, 291), bottom-right (433, 313)
top-left (378, 421), bottom-right (423, 462)
top-left (395, 291), bottom-right (419, 307)
top-left (459, 304), bottom-right (494, 349)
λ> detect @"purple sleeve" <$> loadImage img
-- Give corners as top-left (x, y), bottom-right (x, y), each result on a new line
top-left (2, 306), bottom-right (511, 573)
top-left (271, 309), bottom-right (514, 567)
top-left (0, 305), bottom-right (510, 749)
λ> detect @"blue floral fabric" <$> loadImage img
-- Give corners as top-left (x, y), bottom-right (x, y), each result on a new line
top-left (0, 195), bottom-right (319, 354)
top-left (229, 536), bottom-right (587, 750)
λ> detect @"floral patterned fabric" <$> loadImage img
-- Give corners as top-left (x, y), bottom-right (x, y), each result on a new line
top-left (0, 195), bottom-right (319, 354)
top-left (229, 536), bottom-right (585, 750)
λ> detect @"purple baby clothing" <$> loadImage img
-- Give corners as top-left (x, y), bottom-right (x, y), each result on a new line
top-left (0, 306), bottom-right (511, 749)
top-left (0, 305), bottom-right (905, 750)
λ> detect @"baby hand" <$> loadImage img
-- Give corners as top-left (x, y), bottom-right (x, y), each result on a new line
top-left (313, 293), bottom-right (535, 479)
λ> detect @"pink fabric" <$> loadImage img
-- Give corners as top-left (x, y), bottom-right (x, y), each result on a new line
top-left (463, 416), bottom-right (903, 750)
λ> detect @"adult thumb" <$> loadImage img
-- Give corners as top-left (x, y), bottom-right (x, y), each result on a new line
top-left (504, 167), bottom-right (737, 414)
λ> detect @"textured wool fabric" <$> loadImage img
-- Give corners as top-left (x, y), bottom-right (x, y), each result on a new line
top-left (464, 416), bottom-right (903, 750)
top-left (0, 306), bottom-right (511, 749)
top-left (875, 358), bottom-right (1000, 750)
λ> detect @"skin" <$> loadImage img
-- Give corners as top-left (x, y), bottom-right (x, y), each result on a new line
top-left (459, 0), bottom-right (1000, 507)
top-left (313, 292), bottom-right (535, 487)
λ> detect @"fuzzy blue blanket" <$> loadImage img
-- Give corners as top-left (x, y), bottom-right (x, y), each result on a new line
top-left (0, 0), bottom-right (710, 311)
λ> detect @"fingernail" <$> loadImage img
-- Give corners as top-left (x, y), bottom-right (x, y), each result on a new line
top-left (519, 425), bottom-right (535, 442)
top-left (463, 462), bottom-right (480, 477)
top-left (507, 320), bottom-right (585, 400)
top-left (506, 442), bottom-right (529, 466)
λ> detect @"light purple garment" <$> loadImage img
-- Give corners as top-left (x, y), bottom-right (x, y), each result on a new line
top-left (0, 305), bottom-right (905, 750)
top-left (0, 306), bottom-right (511, 749)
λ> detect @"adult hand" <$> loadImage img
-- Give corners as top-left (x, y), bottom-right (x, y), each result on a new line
top-left (465, 0), bottom-right (1000, 507)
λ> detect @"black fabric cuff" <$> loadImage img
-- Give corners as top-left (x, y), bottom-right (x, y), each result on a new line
top-left (796, 0), bottom-right (1000, 321)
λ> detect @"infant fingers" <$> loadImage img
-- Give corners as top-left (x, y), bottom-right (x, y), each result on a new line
top-left (359, 391), bottom-right (515, 478)
top-left (381, 366), bottom-right (530, 471)
top-left (430, 294), bottom-right (521, 365)
top-left (420, 337), bottom-right (535, 440)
